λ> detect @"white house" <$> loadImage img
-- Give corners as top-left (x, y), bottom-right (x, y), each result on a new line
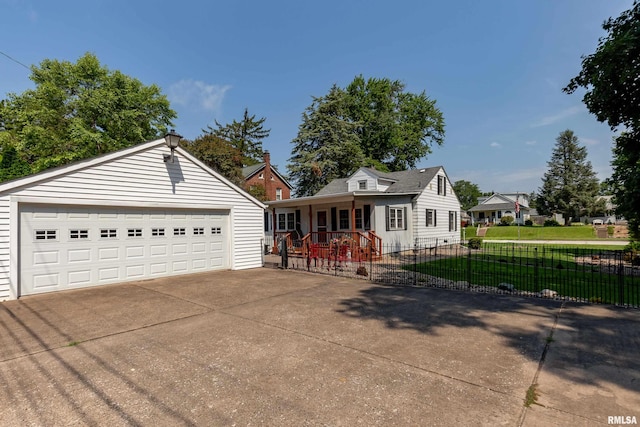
top-left (0, 137), bottom-right (266, 301)
top-left (468, 193), bottom-right (530, 225)
top-left (266, 166), bottom-right (461, 257)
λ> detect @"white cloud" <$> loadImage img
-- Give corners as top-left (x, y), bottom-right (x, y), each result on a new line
top-left (168, 80), bottom-right (231, 113)
top-left (524, 140), bottom-right (537, 146)
top-left (579, 136), bottom-right (599, 146)
top-left (490, 142), bottom-right (501, 148)
top-left (531, 106), bottom-right (583, 127)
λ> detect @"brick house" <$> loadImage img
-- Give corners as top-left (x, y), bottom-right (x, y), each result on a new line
top-left (242, 151), bottom-right (292, 202)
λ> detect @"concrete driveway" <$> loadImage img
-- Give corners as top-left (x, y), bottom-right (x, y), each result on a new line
top-left (0, 268), bottom-right (638, 426)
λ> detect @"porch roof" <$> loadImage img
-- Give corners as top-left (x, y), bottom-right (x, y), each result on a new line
top-left (266, 190), bottom-right (420, 209)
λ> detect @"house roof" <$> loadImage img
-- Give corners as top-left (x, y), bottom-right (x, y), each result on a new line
top-left (242, 163), bottom-right (292, 189)
top-left (315, 166), bottom-right (442, 196)
top-left (0, 138), bottom-right (266, 209)
top-left (468, 202), bottom-right (528, 212)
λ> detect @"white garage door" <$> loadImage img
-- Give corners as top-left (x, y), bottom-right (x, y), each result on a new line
top-left (20, 205), bottom-right (230, 296)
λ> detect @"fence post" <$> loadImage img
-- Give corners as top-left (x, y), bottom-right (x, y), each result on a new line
top-left (534, 247), bottom-right (539, 292)
top-left (466, 245), bottom-right (472, 287)
top-left (413, 243), bottom-right (418, 286)
top-left (618, 251), bottom-right (625, 306)
top-left (369, 240), bottom-right (373, 281)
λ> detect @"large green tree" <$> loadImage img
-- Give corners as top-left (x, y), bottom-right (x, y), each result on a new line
top-left (288, 85), bottom-right (365, 196)
top-left (535, 130), bottom-right (600, 224)
top-left (452, 180), bottom-right (482, 211)
top-left (288, 76), bottom-right (444, 196)
top-left (0, 53), bottom-right (176, 178)
top-left (345, 75), bottom-right (445, 171)
top-left (564, 1), bottom-right (640, 239)
top-left (183, 134), bottom-right (244, 186)
top-left (206, 108), bottom-right (270, 167)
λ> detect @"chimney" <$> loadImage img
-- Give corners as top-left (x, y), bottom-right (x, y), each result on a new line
top-left (263, 151), bottom-right (272, 200)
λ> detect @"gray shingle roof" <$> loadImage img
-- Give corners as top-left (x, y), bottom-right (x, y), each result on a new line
top-left (468, 202), bottom-right (528, 212)
top-left (314, 166), bottom-right (442, 196)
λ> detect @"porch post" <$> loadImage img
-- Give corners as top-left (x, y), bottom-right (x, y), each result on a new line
top-left (272, 208), bottom-right (277, 253)
top-left (351, 199), bottom-right (356, 233)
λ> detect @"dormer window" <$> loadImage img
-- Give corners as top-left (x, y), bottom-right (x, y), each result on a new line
top-left (358, 180), bottom-right (367, 190)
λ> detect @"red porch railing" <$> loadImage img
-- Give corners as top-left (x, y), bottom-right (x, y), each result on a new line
top-left (273, 231), bottom-right (382, 262)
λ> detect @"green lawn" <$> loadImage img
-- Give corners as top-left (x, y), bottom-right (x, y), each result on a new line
top-left (409, 245), bottom-right (639, 305)
top-left (462, 224), bottom-right (606, 240)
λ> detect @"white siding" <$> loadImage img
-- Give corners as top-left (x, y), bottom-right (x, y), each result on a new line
top-left (0, 196), bottom-right (9, 300)
top-left (347, 169), bottom-right (378, 192)
top-left (413, 168), bottom-right (461, 243)
top-left (0, 141), bottom-right (264, 300)
top-left (371, 196), bottom-right (413, 251)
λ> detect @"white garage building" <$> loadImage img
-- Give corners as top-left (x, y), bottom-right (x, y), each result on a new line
top-left (0, 137), bottom-right (266, 300)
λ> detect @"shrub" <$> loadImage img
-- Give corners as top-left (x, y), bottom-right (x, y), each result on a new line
top-left (607, 225), bottom-right (615, 236)
top-left (468, 237), bottom-right (483, 249)
top-left (524, 219), bottom-right (533, 226)
top-left (499, 215), bottom-right (514, 226)
top-left (544, 219), bottom-right (561, 227)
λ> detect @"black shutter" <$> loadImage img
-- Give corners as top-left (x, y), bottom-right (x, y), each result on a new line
top-left (404, 207), bottom-right (408, 230)
top-left (385, 206), bottom-right (390, 231)
top-left (364, 204), bottom-right (371, 230)
top-left (331, 207), bottom-right (337, 232)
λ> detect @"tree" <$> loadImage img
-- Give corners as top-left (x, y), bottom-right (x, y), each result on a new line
top-left (0, 53), bottom-right (175, 179)
top-left (528, 191), bottom-right (538, 210)
top-left (183, 134), bottom-right (244, 186)
top-left (452, 180), bottom-right (482, 211)
top-left (0, 145), bottom-right (30, 182)
top-left (288, 85), bottom-right (365, 197)
top-left (564, 1), bottom-right (640, 238)
top-left (535, 130), bottom-right (600, 224)
top-left (288, 75), bottom-right (445, 195)
top-left (207, 108), bottom-right (270, 167)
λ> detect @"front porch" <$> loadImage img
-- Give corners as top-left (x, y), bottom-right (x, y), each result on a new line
top-left (274, 230), bottom-right (383, 262)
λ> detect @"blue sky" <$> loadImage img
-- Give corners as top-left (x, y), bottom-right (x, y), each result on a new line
top-left (1, 0), bottom-right (634, 194)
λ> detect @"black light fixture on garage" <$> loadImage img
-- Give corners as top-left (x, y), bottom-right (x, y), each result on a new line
top-left (163, 129), bottom-right (182, 163)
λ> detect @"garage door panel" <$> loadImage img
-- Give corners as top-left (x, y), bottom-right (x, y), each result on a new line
top-left (150, 262), bottom-right (167, 274)
top-left (172, 260), bottom-right (188, 272)
top-left (192, 258), bottom-right (207, 269)
top-left (126, 265), bottom-right (145, 278)
top-left (192, 242), bottom-right (206, 253)
top-left (98, 267), bottom-right (120, 281)
top-left (68, 248), bottom-right (91, 263)
top-left (150, 245), bottom-right (167, 256)
top-left (172, 243), bottom-right (188, 255)
top-left (126, 246), bottom-right (145, 258)
top-left (33, 273), bottom-right (60, 289)
top-left (99, 247), bottom-right (120, 261)
top-left (68, 270), bottom-right (92, 286)
top-left (33, 250), bottom-right (59, 266)
top-left (20, 205), bottom-right (230, 296)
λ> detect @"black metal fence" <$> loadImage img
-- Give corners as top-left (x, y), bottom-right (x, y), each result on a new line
top-left (277, 238), bottom-right (640, 308)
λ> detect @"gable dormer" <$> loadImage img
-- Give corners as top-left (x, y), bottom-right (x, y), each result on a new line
top-left (346, 168), bottom-right (397, 192)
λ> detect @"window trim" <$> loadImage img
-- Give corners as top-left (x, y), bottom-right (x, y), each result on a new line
top-left (449, 210), bottom-right (458, 232)
top-left (426, 209), bottom-right (437, 227)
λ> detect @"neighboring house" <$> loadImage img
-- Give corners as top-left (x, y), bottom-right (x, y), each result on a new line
top-left (468, 193), bottom-right (530, 225)
top-left (242, 151), bottom-right (292, 202)
top-left (584, 195), bottom-right (618, 224)
top-left (0, 137), bottom-right (266, 301)
top-left (242, 151), bottom-right (293, 251)
top-left (266, 166), bottom-right (461, 256)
